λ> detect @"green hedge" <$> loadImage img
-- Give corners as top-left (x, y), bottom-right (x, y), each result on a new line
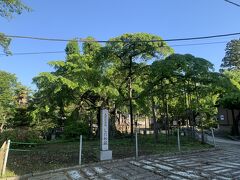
top-left (0, 128), bottom-right (44, 144)
top-left (64, 121), bottom-right (90, 139)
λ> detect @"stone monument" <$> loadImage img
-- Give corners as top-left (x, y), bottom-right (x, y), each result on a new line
top-left (99, 109), bottom-right (112, 161)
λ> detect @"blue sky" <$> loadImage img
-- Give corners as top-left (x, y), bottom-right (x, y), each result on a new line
top-left (0, 0), bottom-right (240, 89)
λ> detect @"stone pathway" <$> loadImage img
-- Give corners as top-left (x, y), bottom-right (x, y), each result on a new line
top-left (28, 139), bottom-right (240, 180)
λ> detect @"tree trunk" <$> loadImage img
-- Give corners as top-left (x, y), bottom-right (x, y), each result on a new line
top-left (59, 100), bottom-right (65, 128)
top-left (231, 109), bottom-right (239, 136)
top-left (144, 116), bottom-right (147, 135)
top-left (166, 100), bottom-right (169, 136)
top-left (0, 115), bottom-right (5, 133)
top-left (0, 123), bottom-right (4, 133)
top-left (160, 79), bottom-right (168, 143)
top-left (236, 112), bottom-right (240, 136)
top-left (96, 107), bottom-right (101, 138)
top-left (151, 96), bottom-right (158, 143)
top-left (129, 58), bottom-right (134, 137)
top-left (109, 105), bottom-right (117, 138)
top-left (89, 112), bottom-right (93, 138)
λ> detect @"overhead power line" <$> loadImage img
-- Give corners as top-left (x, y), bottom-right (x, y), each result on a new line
top-left (0, 40), bottom-right (230, 56)
top-left (224, 0), bottom-right (240, 7)
top-left (4, 51), bottom-right (65, 56)
top-left (170, 40), bottom-right (228, 47)
top-left (0, 51), bottom-right (66, 56)
top-left (5, 32), bottom-right (240, 43)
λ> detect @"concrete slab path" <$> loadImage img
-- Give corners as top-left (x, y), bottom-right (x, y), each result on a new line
top-left (13, 138), bottom-right (240, 179)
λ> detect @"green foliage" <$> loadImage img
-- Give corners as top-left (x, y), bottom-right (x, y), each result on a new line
top-left (218, 91), bottom-right (240, 136)
top-left (33, 38), bottom-right (118, 131)
top-left (28, 103), bottom-right (58, 134)
top-left (144, 53), bottom-right (221, 130)
top-left (221, 39), bottom-right (240, 70)
top-left (82, 36), bottom-right (101, 55)
top-left (219, 92), bottom-right (240, 110)
top-left (65, 39), bottom-right (80, 56)
top-left (0, 0), bottom-right (30, 18)
top-left (0, 33), bottom-right (11, 55)
top-left (0, 71), bottom-right (17, 105)
top-left (32, 33), bottom-right (228, 139)
top-left (0, 70), bottom-right (18, 125)
top-left (37, 72), bottom-right (78, 91)
top-left (219, 70), bottom-right (240, 109)
top-left (1, 169), bottom-right (16, 178)
top-left (218, 69), bottom-right (240, 135)
top-left (199, 113), bottom-right (218, 129)
top-left (223, 70), bottom-right (240, 90)
top-left (64, 120), bottom-right (90, 139)
top-left (0, 128), bottom-right (44, 144)
top-left (102, 33), bottom-right (174, 134)
top-left (0, 0), bottom-right (30, 54)
top-left (32, 119), bottom-right (56, 134)
top-left (105, 33), bottom-right (174, 61)
top-left (9, 107), bottom-right (31, 127)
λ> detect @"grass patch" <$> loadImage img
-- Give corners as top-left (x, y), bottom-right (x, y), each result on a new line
top-left (1, 169), bottom-right (16, 178)
top-left (5, 134), bottom-right (212, 177)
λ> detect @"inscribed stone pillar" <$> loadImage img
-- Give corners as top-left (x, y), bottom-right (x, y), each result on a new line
top-left (99, 109), bottom-right (112, 161)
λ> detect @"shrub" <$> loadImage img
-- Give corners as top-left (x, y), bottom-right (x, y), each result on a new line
top-left (0, 128), bottom-right (44, 144)
top-left (64, 121), bottom-right (90, 139)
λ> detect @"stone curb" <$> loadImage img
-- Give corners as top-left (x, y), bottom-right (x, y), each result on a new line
top-left (0, 147), bottom-right (218, 180)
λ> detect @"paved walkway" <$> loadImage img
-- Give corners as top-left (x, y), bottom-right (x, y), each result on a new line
top-left (28, 138), bottom-right (240, 180)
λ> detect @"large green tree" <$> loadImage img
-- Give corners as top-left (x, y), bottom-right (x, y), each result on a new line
top-left (219, 92), bottom-right (240, 136)
top-left (218, 70), bottom-right (240, 136)
top-left (33, 33), bottom-right (174, 137)
top-left (219, 39), bottom-right (240, 135)
top-left (0, 70), bottom-right (20, 131)
top-left (32, 38), bottom-right (119, 137)
top-left (145, 54), bottom-right (220, 141)
top-left (103, 33), bottom-right (174, 135)
top-left (221, 39), bottom-right (240, 70)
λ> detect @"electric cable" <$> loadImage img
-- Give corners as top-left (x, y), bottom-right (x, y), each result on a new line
top-left (224, 0), bottom-right (240, 7)
top-left (0, 40), bottom-right (232, 56)
top-left (4, 32), bottom-right (240, 43)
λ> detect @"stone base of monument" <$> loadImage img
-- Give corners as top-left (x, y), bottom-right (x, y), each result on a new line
top-left (99, 150), bottom-right (112, 161)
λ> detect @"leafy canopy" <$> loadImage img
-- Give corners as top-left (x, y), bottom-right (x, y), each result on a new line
top-left (0, 0), bottom-right (30, 19)
top-left (0, 0), bottom-right (30, 54)
top-left (221, 39), bottom-right (240, 70)
top-left (105, 33), bottom-right (174, 62)
top-left (0, 70), bottom-right (23, 124)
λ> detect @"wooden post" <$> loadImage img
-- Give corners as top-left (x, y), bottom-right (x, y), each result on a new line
top-left (0, 141), bottom-right (6, 176)
top-left (2, 140), bottom-right (10, 176)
